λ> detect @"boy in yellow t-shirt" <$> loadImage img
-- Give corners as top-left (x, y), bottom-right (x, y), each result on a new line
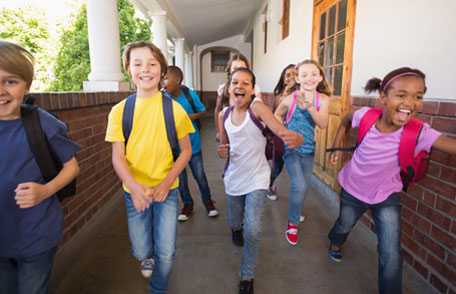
top-left (105, 41), bottom-right (193, 293)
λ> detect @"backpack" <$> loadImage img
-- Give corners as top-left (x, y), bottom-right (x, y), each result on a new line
top-left (327, 107), bottom-right (428, 191)
top-left (122, 91), bottom-right (179, 161)
top-left (20, 100), bottom-right (77, 201)
top-left (179, 85), bottom-right (202, 130)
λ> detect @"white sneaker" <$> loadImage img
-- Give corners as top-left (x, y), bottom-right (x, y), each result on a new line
top-left (140, 258), bottom-right (154, 278)
top-left (266, 193), bottom-right (278, 201)
top-left (299, 215), bottom-right (306, 223)
top-left (208, 209), bottom-right (219, 217)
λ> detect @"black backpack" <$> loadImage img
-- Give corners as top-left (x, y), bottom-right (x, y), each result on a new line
top-left (122, 91), bottom-right (180, 161)
top-left (21, 99), bottom-right (77, 201)
top-left (179, 85), bottom-right (202, 130)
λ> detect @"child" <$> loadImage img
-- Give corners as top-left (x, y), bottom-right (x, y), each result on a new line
top-left (327, 67), bottom-right (456, 294)
top-left (164, 65), bottom-right (219, 221)
top-left (275, 60), bottom-right (331, 246)
top-left (217, 67), bottom-right (303, 294)
top-left (0, 41), bottom-right (80, 294)
top-left (266, 64), bottom-right (298, 201)
top-left (214, 54), bottom-right (261, 140)
top-left (105, 41), bottom-right (194, 293)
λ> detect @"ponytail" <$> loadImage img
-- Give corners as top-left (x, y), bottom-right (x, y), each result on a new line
top-left (364, 67), bottom-right (426, 94)
top-left (364, 77), bottom-right (382, 94)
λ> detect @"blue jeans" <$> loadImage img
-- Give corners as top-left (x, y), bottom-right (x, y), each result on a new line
top-left (0, 247), bottom-right (57, 294)
top-left (226, 190), bottom-right (267, 280)
top-left (328, 189), bottom-right (402, 294)
top-left (178, 152), bottom-right (212, 205)
top-left (124, 189), bottom-right (179, 294)
top-left (284, 151), bottom-right (314, 224)
top-left (269, 155), bottom-right (284, 188)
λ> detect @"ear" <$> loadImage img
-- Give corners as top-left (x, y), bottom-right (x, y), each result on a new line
top-left (378, 91), bottom-right (388, 106)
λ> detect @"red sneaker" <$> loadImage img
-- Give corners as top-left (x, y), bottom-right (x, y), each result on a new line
top-left (286, 222), bottom-right (298, 246)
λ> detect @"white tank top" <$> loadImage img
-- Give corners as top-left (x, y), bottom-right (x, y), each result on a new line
top-left (223, 108), bottom-right (271, 196)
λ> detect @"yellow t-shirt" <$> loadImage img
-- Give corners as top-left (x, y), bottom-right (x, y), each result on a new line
top-left (105, 92), bottom-right (194, 191)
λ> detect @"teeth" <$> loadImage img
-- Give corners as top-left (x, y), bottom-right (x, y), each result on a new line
top-left (398, 109), bottom-right (411, 114)
top-left (0, 100), bottom-right (8, 105)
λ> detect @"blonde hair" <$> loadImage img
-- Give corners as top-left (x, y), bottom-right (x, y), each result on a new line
top-left (0, 41), bottom-right (34, 88)
top-left (122, 41), bottom-right (168, 78)
top-left (296, 59), bottom-right (332, 96)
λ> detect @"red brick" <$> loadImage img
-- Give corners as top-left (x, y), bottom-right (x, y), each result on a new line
top-left (402, 235), bottom-right (427, 260)
top-left (420, 175), bottom-right (456, 201)
top-left (401, 193), bottom-right (418, 211)
top-left (401, 248), bottom-right (414, 266)
top-left (427, 162), bottom-right (442, 177)
top-left (417, 203), bottom-right (452, 231)
top-left (422, 189), bottom-right (436, 207)
top-left (421, 101), bottom-right (439, 115)
top-left (429, 274), bottom-right (448, 293)
top-left (401, 220), bottom-right (414, 237)
top-left (427, 254), bottom-right (456, 287)
top-left (431, 225), bottom-right (455, 250)
top-left (431, 117), bottom-right (456, 134)
top-left (407, 185), bottom-right (424, 199)
top-left (430, 150), bottom-right (453, 165)
top-left (448, 253), bottom-right (456, 270)
top-left (438, 102), bottom-right (456, 116)
top-left (440, 166), bottom-right (456, 184)
top-left (435, 197), bottom-right (456, 217)
top-left (421, 234), bottom-right (446, 260)
top-left (412, 259), bottom-right (429, 280)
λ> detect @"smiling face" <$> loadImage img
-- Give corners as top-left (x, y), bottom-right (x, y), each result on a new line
top-left (0, 68), bottom-right (29, 120)
top-left (296, 63), bottom-right (323, 92)
top-left (229, 70), bottom-right (254, 109)
top-left (380, 75), bottom-right (425, 128)
top-left (164, 70), bottom-right (181, 94)
top-left (128, 47), bottom-right (162, 95)
top-left (284, 67), bottom-right (297, 88)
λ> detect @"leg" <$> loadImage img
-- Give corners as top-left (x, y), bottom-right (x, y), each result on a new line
top-left (150, 189), bottom-right (179, 294)
top-left (328, 189), bottom-right (368, 247)
top-left (17, 247), bottom-right (57, 294)
top-left (372, 193), bottom-right (402, 294)
top-left (0, 257), bottom-right (17, 294)
top-left (188, 152), bottom-right (212, 204)
top-left (269, 155), bottom-right (284, 188)
top-left (178, 167), bottom-right (193, 205)
top-left (240, 190), bottom-right (267, 280)
top-left (226, 195), bottom-right (245, 231)
top-left (124, 192), bottom-right (154, 261)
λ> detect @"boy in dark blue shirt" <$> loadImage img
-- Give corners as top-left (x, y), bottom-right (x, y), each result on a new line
top-left (0, 41), bottom-right (80, 294)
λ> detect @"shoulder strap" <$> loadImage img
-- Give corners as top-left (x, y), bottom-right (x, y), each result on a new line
top-left (221, 106), bottom-right (234, 177)
top-left (162, 91), bottom-right (180, 161)
top-left (285, 91), bottom-right (298, 124)
top-left (21, 105), bottom-right (58, 182)
top-left (315, 92), bottom-right (321, 111)
top-left (122, 94), bottom-right (136, 148)
top-left (357, 108), bottom-right (382, 145)
top-left (248, 107), bottom-right (266, 133)
top-left (399, 118), bottom-right (423, 174)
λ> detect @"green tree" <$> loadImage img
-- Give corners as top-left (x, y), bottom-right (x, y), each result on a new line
top-left (50, 0), bottom-right (151, 91)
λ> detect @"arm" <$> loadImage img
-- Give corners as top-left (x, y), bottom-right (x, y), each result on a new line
top-left (251, 101), bottom-right (303, 148)
top-left (329, 111), bottom-right (354, 165)
top-left (149, 135), bottom-right (192, 202)
top-left (432, 135), bottom-right (456, 155)
top-left (217, 110), bottom-right (229, 158)
top-left (188, 111), bottom-right (207, 121)
top-left (308, 94), bottom-right (330, 128)
top-left (274, 95), bottom-right (291, 123)
top-left (214, 94), bottom-right (223, 137)
top-left (15, 157), bottom-right (80, 209)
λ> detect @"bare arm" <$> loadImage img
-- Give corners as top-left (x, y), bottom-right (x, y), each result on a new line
top-left (149, 135), bottom-right (192, 202)
top-left (214, 94), bottom-right (223, 135)
top-left (217, 110), bottom-right (229, 158)
top-left (308, 94), bottom-right (330, 128)
top-left (15, 157), bottom-right (80, 208)
top-left (274, 95), bottom-right (292, 123)
top-left (329, 111), bottom-right (354, 164)
top-left (189, 111), bottom-right (207, 121)
top-left (432, 135), bottom-right (456, 155)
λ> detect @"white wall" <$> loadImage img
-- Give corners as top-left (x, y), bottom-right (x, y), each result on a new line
top-left (351, 0), bottom-right (456, 99)
top-left (252, 0), bottom-right (314, 92)
top-left (201, 52), bottom-right (227, 91)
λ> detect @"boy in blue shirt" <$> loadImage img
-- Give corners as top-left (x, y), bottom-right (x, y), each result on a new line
top-left (165, 66), bottom-right (219, 221)
top-left (0, 41), bottom-right (80, 294)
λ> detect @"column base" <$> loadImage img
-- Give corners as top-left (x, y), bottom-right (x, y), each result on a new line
top-left (83, 80), bottom-right (130, 92)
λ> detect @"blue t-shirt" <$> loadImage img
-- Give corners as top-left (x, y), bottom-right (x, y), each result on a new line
top-left (175, 88), bottom-right (206, 155)
top-left (0, 108), bottom-right (79, 258)
top-left (285, 106), bottom-right (316, 155)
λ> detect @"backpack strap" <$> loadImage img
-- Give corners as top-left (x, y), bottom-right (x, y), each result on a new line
top-left (122, 94), bottom-right (136, 148)
top-left (399, 118), bottom-right (423, 181)
top-left (162, 91), bottom-right (180, 161)
top-left (285, 91), bottom-right (298, 124)
top-left (248, 107), bottom-right (266, 133)
top-left (357, 108), bottom-right (383, 145)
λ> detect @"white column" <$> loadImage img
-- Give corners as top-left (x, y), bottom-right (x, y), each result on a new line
top-left (184, 52), bottom-right (194, 88)
top-left (174, 38), bottom-right (185, 71)
top-left (150, 11), bottom-right (168, 60)
top-left (83, 0), bottom-right (128, 92)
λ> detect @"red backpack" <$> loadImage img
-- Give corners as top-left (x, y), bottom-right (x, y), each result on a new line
top-left (357, 108), bottom-right (429, 191)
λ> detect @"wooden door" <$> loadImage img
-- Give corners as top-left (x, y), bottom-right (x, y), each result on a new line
top-left (312, 0), bottom-right (356, 190)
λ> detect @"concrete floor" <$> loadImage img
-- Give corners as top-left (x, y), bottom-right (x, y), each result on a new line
top-left (51, 118), bottom-right (435, 294)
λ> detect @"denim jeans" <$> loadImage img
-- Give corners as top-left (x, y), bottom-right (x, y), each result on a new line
top-left (226, 190), bottom-right (267, 280)
top-left (0, 247), bottom-right (57, 294)
top-left (124, 189), bottom-right (179, 294)
top-left (284, 151), bottom-right (314, 224)
top-left (328, 189), bottom-right (402, 294)
top-left (178, 152), bottom-right (212, 205)
top-left (269, 155), bottom-right (284, 188)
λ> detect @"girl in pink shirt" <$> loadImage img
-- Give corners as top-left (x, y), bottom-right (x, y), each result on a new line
top-left (327, 67), bottom-right (456, 294)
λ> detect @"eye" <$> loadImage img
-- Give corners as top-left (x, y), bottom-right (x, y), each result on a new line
top-left (416, 95), bottom-right (423, 100)
top-left (5, 79), bottom-right (19, 85)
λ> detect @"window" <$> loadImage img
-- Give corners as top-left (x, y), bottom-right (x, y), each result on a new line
top-left (211, 50), bottom-right (230, 72)
top-left (281, 0), bottom-right (290, 39)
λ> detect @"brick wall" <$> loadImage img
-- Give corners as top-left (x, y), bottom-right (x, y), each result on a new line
top-left (32, 92), bottom-right (128, 246)
top-left (352, 97), bottom-right (456, 293)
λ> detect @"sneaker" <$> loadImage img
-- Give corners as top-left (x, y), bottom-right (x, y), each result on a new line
top-left (266, 186), bottom-right (278, 201)
top-left (239, 279), bottom-right (254, 294)
top-left (232, 229), bottom-right (244, 247)
top-left (328, 244), bottom-right (343, 262)
top-left (177, 203), bottom-right (193, 222)
top-left (140, 258), bottom-right (154, 278)
top-left (204, 199), bottom-right (219, 217)
top-left (299, 215), bottom-right (306, 223)
top-left (285, 222), bottom-right (298, 246)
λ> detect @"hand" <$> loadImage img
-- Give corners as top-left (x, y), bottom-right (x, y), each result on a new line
top-left (15, 182), bottom-right (50, 208)
top-left (129, 183), bottom-right (151, 212)
top-left (329, 151), bottom-right (342, 165)
top-left (217, 144), bottom-right (229, 158)
top-left (280, 130), bottom-right (304, 149)
top-left (215, 132), bottom-right (220, 143)
top-left (148, 181), bottom-right (172, 202)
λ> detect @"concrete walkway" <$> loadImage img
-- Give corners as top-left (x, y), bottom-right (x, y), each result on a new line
top-left (51, 118), bottom-right (435, 294)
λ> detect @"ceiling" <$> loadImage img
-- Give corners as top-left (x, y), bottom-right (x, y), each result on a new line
top-left (136, 0), bottom-right (263, 46)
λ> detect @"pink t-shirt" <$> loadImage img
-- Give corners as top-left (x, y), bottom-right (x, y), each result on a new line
top-left (338, 107), bottom-right (441, 204)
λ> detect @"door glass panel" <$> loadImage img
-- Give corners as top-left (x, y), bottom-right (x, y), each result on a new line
top-left (334, 65), bottom-right (343, 95)
top-left (326, 37), bottom-right (335, 66)
top-left (325, 67), bottom-right (333, 86)
top-left (319, 12), bottom-right (327, 40)
top-left (318, 42), bottom-right (325, 65)
top-left (337, 0), bottom-right (347, 32)
top-left (328, 5), bottom-right (336, 36)
top-left (336, 32), bottom-right (345, 64)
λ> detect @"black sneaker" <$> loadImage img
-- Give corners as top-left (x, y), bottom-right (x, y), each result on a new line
top-left (239, 279), bottom-right (254, 294)
top-left (328, 244), bottom-right (343, 262)
top-left (232, 229), bottom-right (244, 247)
top-left (204, 199), bottom-right (219, 217)
top-left (177, 203), bottom-right (193, 222)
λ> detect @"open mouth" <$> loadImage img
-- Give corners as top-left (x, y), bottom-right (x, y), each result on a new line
top-left (395, 108), bottom-right (412, 123)
top-left (233, 90), bottom-right (246, 98)
top-left (0, 98), bottom-right (11, 105)
top-left (139, 75), bottom-right (153, 81)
